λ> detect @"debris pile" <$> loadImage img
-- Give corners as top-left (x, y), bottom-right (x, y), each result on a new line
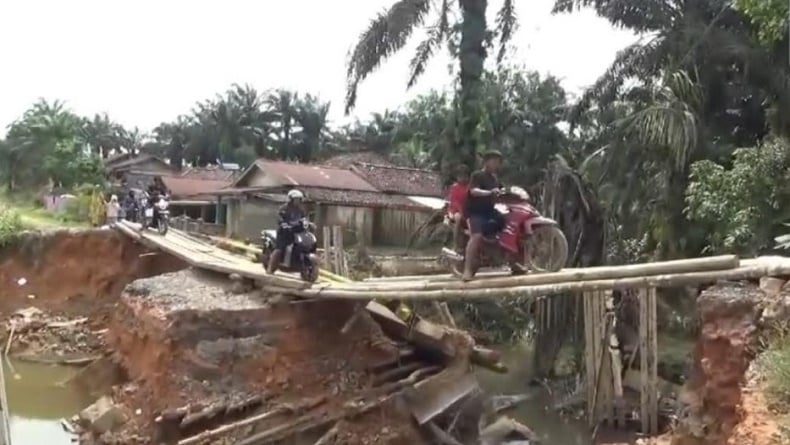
top-left (2, 307), bottom-right (104, 364)
top-left (86, 268), bottom-right (504, 444)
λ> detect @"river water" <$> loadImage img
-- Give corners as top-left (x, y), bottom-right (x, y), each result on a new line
top-left (4, 359), bottom-right (88, 444)
top-left (476, 341), bottom-right (594, 445)
top-left (3, 343), bottom-right (609, 445)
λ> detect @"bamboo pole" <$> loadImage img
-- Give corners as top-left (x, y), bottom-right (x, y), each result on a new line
top-left (322, 226), bottom-right (331, 272)
top-left (348, 255), bottom-right (740, 292)
top-left (260, 262), bottom-right (790, 301)
top-left (639, 287), bottom-right (659, 435)
top-left (583, 291), bottom-right (595, 425)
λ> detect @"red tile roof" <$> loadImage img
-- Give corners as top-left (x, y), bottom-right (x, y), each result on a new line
top-left (350, 163), bottom-right (442, 197)
top-left (253, 160), bottom-right (378, 192)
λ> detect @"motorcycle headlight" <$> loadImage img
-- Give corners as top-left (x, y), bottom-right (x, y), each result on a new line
top-left (156, 200), bottom-right (168, 210)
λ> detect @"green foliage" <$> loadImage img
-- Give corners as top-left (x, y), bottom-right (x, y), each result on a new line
top-left (0, 206), bottom-right (24, 247)
top-left (736, 0), bottom-right (788, 47)
top-left (449, 299), bottom-right (533, 343)
top-left (760, 329), bottom-right (790, 408)
top-left (0, 99), bottom-right (108, 193)
top-left (685, 138), bottom-right (790, 254)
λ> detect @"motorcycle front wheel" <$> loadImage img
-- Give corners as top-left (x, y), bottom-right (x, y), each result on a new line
top-left (300, 256), bottom-right (319, 283)
top-left (524, 225), bottom-right (568, 273)
top-left (157, 218), bottom-right (169, 235)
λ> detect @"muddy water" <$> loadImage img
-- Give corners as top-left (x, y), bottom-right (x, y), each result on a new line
top-left (3, 360), bottom-right (90, 444)
top-left (476, 342), bottom-right (592, 445)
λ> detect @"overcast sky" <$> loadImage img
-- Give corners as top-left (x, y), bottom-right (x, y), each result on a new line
top-left (0, 0), bottom-right (636, 135)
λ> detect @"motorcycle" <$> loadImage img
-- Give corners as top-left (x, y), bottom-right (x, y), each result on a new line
top-left (439, 185), bottom-right (568, 277)
top-left (142, 194), bottom-right (170, 235)
top-left (257, 218), bottom-right (320, 282)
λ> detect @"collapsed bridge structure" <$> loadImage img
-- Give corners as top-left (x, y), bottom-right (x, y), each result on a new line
top-left (111, 220), bottom-right (790, 442)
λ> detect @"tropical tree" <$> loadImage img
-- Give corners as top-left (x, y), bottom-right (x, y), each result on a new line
top-left (736, 0), bottom-right (788, 46)
top-left (1, 99), bottom-right (103, 191)
top-left (345, 0), bottom-right (518, 169)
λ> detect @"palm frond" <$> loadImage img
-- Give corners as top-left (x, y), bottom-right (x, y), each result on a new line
top-left (616, 104), bottom-right (699, 170)
top-left (345, 0), bottom-right (433, 114)
top-left (569, 36), bottom-right (666, 124)
top-left (407, 0), bottom-right (451, 88)
top-left (551, 0), bottom-right (676, 32)
top-left (495, 0), bottom-right (517, 64)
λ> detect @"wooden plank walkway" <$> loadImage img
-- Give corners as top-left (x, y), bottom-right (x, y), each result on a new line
top-left (115, 221), bottom-right (790, 300)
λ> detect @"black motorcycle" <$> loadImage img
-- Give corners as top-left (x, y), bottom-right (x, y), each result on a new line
top-left (258, 218), bottom-right (319, 282)
top-left (141, 193), bottom-right (170, 235)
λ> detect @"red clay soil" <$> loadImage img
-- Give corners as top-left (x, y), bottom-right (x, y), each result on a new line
top-left (672, 282), bottom-right (768, 445)
top-left (0, 229), bottom-right (185, 319)
top-left (105, 271), bottom-right (431, 444)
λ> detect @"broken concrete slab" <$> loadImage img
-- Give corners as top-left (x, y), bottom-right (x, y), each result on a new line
top-left (79, 396), bottom-right (127, 434)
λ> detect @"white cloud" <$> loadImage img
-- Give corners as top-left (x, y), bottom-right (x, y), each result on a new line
top-left (0, 0), bottom-right (636, 135)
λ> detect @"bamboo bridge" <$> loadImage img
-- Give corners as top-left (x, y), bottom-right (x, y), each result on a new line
top-left (114, 220), bottom-right (790, 435)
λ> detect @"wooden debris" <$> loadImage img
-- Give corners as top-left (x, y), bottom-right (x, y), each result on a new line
top-left (427, 422), bottom-right (463, 445)
top-left (313, 423), bottom-right (340, 445)
top-left (177, 396), bottom-right (321, 445)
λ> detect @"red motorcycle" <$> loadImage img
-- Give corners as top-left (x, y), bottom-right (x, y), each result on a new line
top-left (439, 186), bottom-right (568, 277)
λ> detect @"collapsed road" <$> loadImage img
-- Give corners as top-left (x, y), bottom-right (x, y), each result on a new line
top-left (0, 229), bottom-right (534, 445)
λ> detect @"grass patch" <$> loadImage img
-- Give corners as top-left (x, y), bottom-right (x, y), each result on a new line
top-left (0, 205), bottom-right (24, 246)
top-left (0, 193), bottom-right (87, 230)
top-left (760, 330), bottom-right (790, 411)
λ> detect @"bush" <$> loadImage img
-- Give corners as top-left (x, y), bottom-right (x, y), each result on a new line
top-left (0, 205), bottom-right (24, 246)
top-left (760, 330), bottom-right (790, 409)
top-left (685, 138), bottom-right (790, 254)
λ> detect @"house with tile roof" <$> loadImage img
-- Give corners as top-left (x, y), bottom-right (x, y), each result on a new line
top-left (215, 156), bottom-right (445, 245)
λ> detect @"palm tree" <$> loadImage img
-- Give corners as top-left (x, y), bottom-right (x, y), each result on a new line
top-left (345, 0), bottom-right (518, 169)
top-left (266, 89), bottom-right (299, 159)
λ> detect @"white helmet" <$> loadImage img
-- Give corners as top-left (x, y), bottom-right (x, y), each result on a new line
top-left (287, 189), bottom-right (305, 201)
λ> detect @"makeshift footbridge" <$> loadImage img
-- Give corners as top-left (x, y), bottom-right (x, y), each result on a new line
top-left (115, 220), bottom-right (790, 300)
top-left (115, 220), bottom-right (790, 436)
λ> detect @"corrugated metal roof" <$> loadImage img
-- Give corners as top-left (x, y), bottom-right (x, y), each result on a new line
top-left (255, 160), bottom-right (378, 192)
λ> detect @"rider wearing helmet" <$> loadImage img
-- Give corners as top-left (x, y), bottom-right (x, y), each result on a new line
top-left (267, 189), bottom-right (307, 274)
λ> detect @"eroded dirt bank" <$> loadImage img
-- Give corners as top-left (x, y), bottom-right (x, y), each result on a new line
top-left (671, 281), bottom-right (780, 445)
top-left (0, 229), bottom-right (186, 363)
top-left (0, 229), bottom-right (186, 314)
top-left (102, 269), bottom-right (439, 444)
top-left (0, 229), bottom-right (523, 445)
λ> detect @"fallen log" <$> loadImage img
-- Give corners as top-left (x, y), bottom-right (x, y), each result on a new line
top-left (347, 255), bottom-right (740, 292)
top-left (178, 396), bottom-right (324, 445)
top-left (264, 258), bottom-right (790, 301)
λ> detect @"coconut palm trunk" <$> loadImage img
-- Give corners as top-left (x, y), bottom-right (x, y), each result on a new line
top-left (458, 0), bottom-right (488, 168)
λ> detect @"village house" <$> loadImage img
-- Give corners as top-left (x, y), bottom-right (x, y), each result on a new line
top-left (105, 153), bottom-right (174, 187)
top-left (215, 155), bottom-right (444, 246)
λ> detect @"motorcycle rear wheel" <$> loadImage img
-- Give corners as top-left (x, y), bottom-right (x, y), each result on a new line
top-left (524, 225), bottom-right (568, 273)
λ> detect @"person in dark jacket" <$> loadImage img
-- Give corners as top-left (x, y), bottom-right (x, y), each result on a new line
top-left (267, 189), bottom-right (307, 274)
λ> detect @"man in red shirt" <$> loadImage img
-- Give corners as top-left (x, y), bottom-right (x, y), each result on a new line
top-left (446, 165), bottom-right (470, 252)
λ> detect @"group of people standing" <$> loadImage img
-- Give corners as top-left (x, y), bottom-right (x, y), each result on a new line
top-left (100, 183), bottom-right (166, 226)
